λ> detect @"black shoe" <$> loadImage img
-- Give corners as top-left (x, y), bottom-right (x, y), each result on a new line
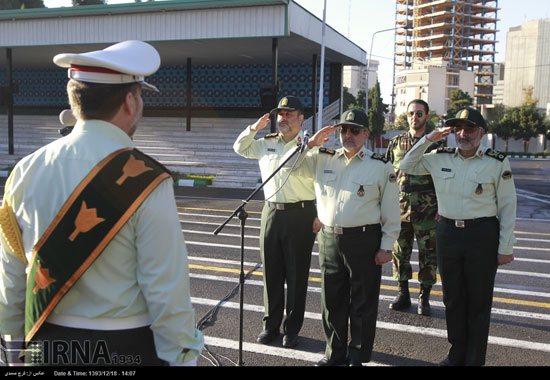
top-left (315, 357), bottom-right (348, 367)
top-left (389, 281), bottom-right (411, 311)
top-left (439, 357), bottom-right (463, 366)
top-left (347, 357), bottom-right (362, 366)
top-left (256, 330), bottom-right (279, 345)
top-left (417, 284), bottom-right (432, 316)
top-left (282, 334), bottom-right (298, 348)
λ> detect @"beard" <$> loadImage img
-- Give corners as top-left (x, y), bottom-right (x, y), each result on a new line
top-left (277, 120), bottom-right (291, 134)
top-left (411, 122), bottom-right (425, 131)
top-left (456, 130), bottom-right (481, 151)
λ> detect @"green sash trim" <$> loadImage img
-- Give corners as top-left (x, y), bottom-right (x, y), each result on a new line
top-left (25, 148), bottom-right (171, 341)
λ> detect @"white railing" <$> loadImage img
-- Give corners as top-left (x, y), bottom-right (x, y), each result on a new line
top-left (302, 98), bottom-right (341, 131)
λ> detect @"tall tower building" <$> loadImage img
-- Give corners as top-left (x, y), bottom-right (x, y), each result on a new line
top-left (393, 0), bottom-right (499, 109)
top-left (503, 18), bottom-right (550, 110)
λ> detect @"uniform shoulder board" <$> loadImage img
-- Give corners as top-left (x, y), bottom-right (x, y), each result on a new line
top-left (264, 133), bottom-right (279, 139)
top-left (319, 147), bottom-right (335, 155)
top-left (486, 148), bottom-right (506, 162)
top-left (371, 153), bottom-right (389, 163)
top-left (436, 147), bottom-right (456, 154)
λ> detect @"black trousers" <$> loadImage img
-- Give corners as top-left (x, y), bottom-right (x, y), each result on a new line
top-left (27, 322), bottom-right (166, 366)
top-left (259, 202), bottom-right (316, 336)
top-left (436, 217), bottom-right (499, 366)
top-left (317, 224), bottom-right (382, 363)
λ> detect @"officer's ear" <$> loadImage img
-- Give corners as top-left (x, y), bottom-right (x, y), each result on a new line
top-left (364, 129), bottom-right (370, 141)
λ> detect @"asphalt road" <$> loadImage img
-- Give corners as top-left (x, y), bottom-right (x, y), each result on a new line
top-left (0, 158), bottom-right (548, 368)
top-left (175, 158), bottom-right (550, 367)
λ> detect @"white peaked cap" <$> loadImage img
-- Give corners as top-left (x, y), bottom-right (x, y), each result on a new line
top-left (53, 40), bottom-right (161, 92)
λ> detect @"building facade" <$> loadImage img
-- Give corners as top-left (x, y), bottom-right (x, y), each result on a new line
top-left (502, 18), bottom-right (550, 111)
top-left (394, 61), bottom-right (475, 117)
top-left (393, 0), bottom-right (499, 110)
top-left (342, 60), bottom-right (379, 97)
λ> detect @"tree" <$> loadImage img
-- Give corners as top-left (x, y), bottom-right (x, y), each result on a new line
top-left (366, 81), bottom-right (388, 150)
top-left (512, 88), bottom-right (547, 152)
top-left (494, 107), bottom-right (517, 152)
top-left (0, 0), bottom-right (45, 9)
top-left (391, 113), bottom-right (408, 131)
top-left (342, 87), bottom-right (356, 111)
top-left (445, 89), bottom-right (474, 119)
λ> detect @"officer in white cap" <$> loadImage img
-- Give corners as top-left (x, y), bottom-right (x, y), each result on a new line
top-left (399, 107), bottom-right (517, 366)
top-left (0, 41), bottom-right (203, 366)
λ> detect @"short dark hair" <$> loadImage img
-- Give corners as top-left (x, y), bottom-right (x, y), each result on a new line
top-left (67, 79), bottom-right (139, 121)
top-left (407, 99), bottom-right (429, 114)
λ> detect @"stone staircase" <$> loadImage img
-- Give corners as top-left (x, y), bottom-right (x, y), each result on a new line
top-left (0, 114), bottom-right (341, 189)
top-left (0, 96), bottom-right (345, 188)
top-left (0, 114), bottom-right (270, 189)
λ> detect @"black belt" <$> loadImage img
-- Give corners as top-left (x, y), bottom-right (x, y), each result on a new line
top-left (399, 183), bottom-right (435, 193)
top-left (440, 216), bottom-right (496, 228)
top-left (266, 200), bottom-right (315, 211)
top-left (323, 224), bottom-right (379, 235)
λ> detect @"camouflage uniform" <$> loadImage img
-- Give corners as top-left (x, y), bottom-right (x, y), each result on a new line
top-left (385, 132), bottom-right (441, 286)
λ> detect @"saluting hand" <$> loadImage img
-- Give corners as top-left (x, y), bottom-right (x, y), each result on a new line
top-left (427, 127), bottom-right (453, 142)
top-left (307, 125), bottom-right (338, 148)
top-left (251, 113), bottom-right (271, 132)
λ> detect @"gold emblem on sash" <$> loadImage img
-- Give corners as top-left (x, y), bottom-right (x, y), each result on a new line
top-left (69, 201), bottom-right (105, 242)
top-left (116, 155), bottom-right (153, 185)
top-left (33, 261), bottom-right (56, 294)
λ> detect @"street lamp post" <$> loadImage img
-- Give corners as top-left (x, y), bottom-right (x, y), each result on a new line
top-left (365, 25), bottom-right (411, 114)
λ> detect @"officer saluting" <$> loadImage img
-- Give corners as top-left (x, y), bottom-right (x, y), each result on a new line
top-left (399, 107), bottom-right (517, 366)
top-left (297, 109), bottom-right (400, 366)
top-left (233, 96), bottom-right (317, 348)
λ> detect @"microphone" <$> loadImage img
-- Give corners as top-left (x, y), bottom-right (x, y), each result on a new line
top-left (299, 130), bottom-right (310, 153)
top-left (58, 109), bottom-right (76, 136)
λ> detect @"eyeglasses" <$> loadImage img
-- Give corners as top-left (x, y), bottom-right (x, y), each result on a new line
top-left (407, 111), bottom-right (425, 118)
top-left (340, 125), bottom-right (363, 135)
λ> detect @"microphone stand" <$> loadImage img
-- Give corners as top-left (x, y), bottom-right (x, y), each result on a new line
top-left (212, 139), bottom-right (307, 366)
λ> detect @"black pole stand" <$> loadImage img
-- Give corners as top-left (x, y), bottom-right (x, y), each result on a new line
top-left (213, 142), bottom-right (304, 366)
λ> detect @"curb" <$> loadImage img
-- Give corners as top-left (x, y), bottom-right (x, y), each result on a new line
top-left (0, 171), bottom-right (212, 187)
top-left (508, 155), bottom-right (549, 159)
top-left (175, 178), bottom-right (209, 187)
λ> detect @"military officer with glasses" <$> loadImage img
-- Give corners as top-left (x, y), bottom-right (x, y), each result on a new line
top-left (295, 109), bottom-right (400, 366)
top-left (233, 96), bottom-right (317, 349)
top-left (385, 99), bottom-right (441, 316)
top-left (399, 107), bottom-right (517, 366)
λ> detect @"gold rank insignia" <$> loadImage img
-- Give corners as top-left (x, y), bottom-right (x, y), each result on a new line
top-left (357, 185), bottom-right (365, 197)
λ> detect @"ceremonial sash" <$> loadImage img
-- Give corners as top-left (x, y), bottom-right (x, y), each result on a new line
top-left (25, 148), bottom-right (171, 342)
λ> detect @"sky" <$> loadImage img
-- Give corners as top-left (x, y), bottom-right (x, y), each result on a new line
top-left (42, 0), bottom-right (549, 102)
